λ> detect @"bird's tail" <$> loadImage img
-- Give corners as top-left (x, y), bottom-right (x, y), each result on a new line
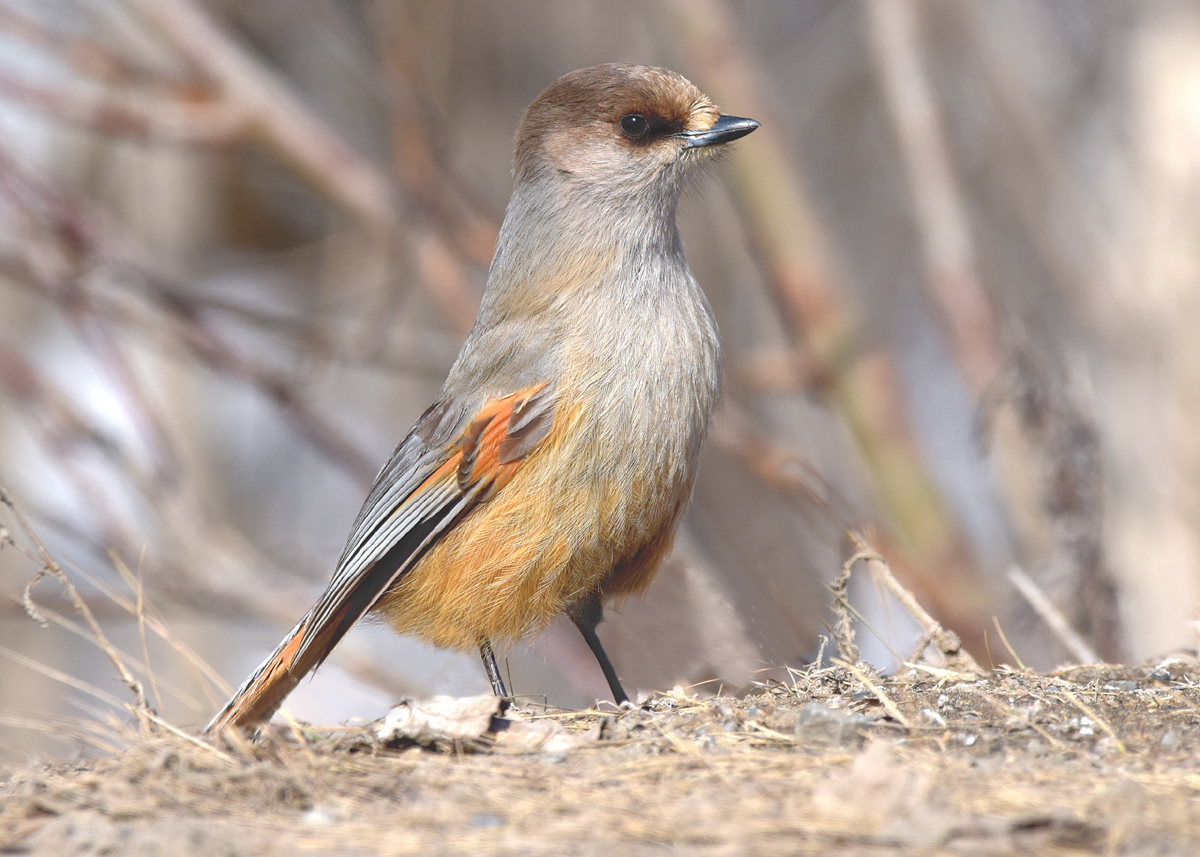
top-left (204, 499), bottom-right (468, 735)
top-left (203, 610), bottom-right (332, 735)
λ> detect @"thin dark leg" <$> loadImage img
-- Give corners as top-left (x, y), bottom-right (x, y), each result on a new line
top-left (479, 640), bottom-right (509, 698)
top-left (575, 622), bottom-right (630, 706)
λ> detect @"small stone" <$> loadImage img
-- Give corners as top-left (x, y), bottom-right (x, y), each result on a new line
top-left (794, 701), bottom-right (869, 747)
top-left (1104, 681), bottom-right (1139, 692)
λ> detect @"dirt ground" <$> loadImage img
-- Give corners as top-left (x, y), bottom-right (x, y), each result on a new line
top-left (3, 660), bottom-right (1200, 856)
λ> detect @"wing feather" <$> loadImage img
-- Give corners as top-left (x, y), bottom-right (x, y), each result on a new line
top-left (205, 382), bottom-right (555, 734)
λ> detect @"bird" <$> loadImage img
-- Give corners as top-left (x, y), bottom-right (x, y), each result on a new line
top-left (205, 63), bottom-right (758, 735)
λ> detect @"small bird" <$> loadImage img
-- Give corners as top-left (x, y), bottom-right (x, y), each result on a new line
top-left (205, 63), bottom-right (758, 734)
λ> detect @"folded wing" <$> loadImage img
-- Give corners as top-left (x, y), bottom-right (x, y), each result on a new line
top-left (204, 382), bottom-right (554, 734)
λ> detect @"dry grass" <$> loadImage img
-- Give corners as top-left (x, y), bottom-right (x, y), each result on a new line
top-left (4, 661), bottom-right (1200, 856)
top-left (4, 509), bottom-right (1198, 855)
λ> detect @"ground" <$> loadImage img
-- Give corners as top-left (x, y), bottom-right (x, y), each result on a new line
top-left (3, 661), bottom-right (1200, 856)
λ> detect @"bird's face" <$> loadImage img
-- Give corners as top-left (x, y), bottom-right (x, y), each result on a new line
top-left (514, 64), bottom-right (758, 203)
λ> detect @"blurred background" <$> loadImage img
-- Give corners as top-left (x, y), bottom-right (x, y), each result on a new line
top-left (0, 0), bottom-right (1195, 763)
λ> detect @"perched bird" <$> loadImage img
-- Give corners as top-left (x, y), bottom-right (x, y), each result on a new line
top-left (205, 63), bottom-right (758, 734)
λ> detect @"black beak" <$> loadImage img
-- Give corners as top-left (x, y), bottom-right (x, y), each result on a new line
top-left (678, 114), bottom-right (760, 148)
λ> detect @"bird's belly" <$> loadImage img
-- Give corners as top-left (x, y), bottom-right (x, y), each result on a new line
top-left (373, 397), bottom-right (697, 651)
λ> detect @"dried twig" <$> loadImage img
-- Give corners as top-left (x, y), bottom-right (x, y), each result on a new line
top-left (79, 555), bottom-right (231, 698)
top-left (0, 711), bottom-right (125, 755)
top-left (836, 659), bottom-right (911, 728)
top-left (130, 550), bottom-right (165, 715)
top-left (828, 547), bottom-right (864, 664)
top-left (991, 616), bottom-right (1028, 671)
top-left (978, 691), bottom-right (1065, 751)
top-left (1056, 685), bottom-right (1125, 754)
top-left (0, 641), bottom-right (128, 711)
top-left (13, 598), bottom-right (204, 713)
top-left (3, 482), bottom-right (151, 723)
top-left (141, 709), bottom-right (237, 764)
top-left (849, 532), bottom-right (983, 674)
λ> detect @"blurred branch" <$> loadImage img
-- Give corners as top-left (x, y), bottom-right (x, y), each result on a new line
top-left (71, 304), bottom-right (182, 485)
top-left (710, 404), bottom-right (837, 513)
top-left (0, 336), bottom-right (128, 465)
top-left (404, 227), bottom-right (480, 337)
top-left (364, 3), bottom-right (497, 344)
top-left (0, 70), bottom-right (246, 144)
top-left (0, 2), bottom-right (487, 342)
top-left (369, 3), bottom-right (498, 266)
top-left (147, 285), bottom-right (380, 486)
top-left (0, 140), bottom-right (379, 487)
top-left (0, 332), bottom-right (149, 557)
top-left (0, 5), bottom-right (149, 84)
top-left (146, 278), bottom-right (458, 378)
top-left (122, 0), bottom-right (398, 230)
top-left (951, 3), bottom-right (1111, 321)
top-left (867, 0), bottom-right (1000, 392)
top-left (982, 337), bottom-right (1123, 661)
top-left (0, 135), bottom-right (410, 698)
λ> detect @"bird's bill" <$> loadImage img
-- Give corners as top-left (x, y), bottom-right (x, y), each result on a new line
top-left (677, 114), bottom-right (760, 148)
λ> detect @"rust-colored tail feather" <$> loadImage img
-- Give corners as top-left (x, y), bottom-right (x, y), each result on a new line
top-left (205, 488), bottom-right (476, 734)
top-left (205, 551), bottom-right (423, 734)
top-left (204, 614), bottom-right (321, 734)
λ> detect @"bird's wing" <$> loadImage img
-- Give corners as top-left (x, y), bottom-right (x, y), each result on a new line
top-left (204, 382), bottom-right (555, 734)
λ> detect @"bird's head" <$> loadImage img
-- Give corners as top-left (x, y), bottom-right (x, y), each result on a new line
top-left (514, 64), bottom-right (758, 206)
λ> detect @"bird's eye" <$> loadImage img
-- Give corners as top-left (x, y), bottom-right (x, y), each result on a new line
top-left (619, 113), bottom-right (650, 139)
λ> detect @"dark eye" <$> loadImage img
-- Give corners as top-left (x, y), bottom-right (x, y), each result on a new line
top-left (619, 113), bottom-right (649, 138)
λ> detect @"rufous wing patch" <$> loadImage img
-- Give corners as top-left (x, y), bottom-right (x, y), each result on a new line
top-left (499, 384), bottom-right (555, 464)
top-left (457, 383), bottom-right (553, 502)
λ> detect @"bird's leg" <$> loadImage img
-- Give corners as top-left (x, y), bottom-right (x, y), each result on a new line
top-left (570, 592), bottom-right (630, 706)
top-left (578, 625), bottom-right (630, 707)
top-left (479, 640), bottom-right (510, 698)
